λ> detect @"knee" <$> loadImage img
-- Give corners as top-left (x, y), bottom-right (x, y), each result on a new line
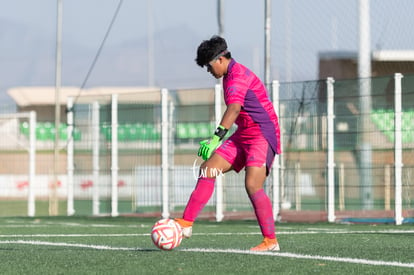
top-left (245, 182), bottom-right (262, 196)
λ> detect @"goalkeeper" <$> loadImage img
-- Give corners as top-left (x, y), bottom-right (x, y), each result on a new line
top-left (175, 35), bottom-right (281, 251)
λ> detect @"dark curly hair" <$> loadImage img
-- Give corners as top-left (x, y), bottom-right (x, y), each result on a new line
top-left (195, 35), bottom-right (231, 67)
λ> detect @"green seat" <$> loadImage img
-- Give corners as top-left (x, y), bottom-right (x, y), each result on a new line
top-left (43, 122), bottom-right (54, 140)
top-left (36, 123), bottom-right (48, 141)
top-left (186, 123), bottom-right (198, 139)
top-left (72, 127), bottom-right (82, 141)
top-left (137, 124), bottom-right (159, 141)
top-left (402, 112), bottom-right (414, 131)
top-left (176, 123), bottom-right (188, 139)
top-left (372, 109), bottom-right (414, 143)
top-left (59, 124), bottom-right (68, 141)
top-left (100, 123), bottom-right (108, 134)
top-left (101, 123), bottom-right (111, 140)
top-left (197, 123), bottom-right (211, 138)
top-left (49, 126), bottom-right (57, 140)
top-left (147, 124), bottom-right (160, 140)
top-left (20, 122), bottom-right (30, 136)
top-left (136, 124), bottom-right (149, 140)
top-left (127, 124), bottom-right (140, 141)
top-left (118, 125), bottom-right (127, 141)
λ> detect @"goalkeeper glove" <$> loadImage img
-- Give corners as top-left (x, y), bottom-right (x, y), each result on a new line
top-left (198, 125), bottom-right (228, 160)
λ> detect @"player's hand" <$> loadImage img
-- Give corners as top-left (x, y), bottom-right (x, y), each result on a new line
top-left (198, 135), bottom-right (221, 160)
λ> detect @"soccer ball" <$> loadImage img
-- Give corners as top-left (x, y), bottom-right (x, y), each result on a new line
top-left (151, 218), bottom-right (183, 250)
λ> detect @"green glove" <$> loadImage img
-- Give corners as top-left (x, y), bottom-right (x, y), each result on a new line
top-left (197, 125), bottom-right (228, 160)
top-left (198, 135), bottom-right (221, 160)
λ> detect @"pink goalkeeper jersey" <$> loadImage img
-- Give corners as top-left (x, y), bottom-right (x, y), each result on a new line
top-left (223, 59), bottom-right (281, 155)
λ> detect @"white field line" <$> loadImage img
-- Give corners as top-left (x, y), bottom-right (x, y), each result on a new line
top-left (0, 233), bottom-right (150, 238)
top-left (0, 223), bottom-right (146, 228)
top-left (0, 240), bottom-right (140, 251)
top-left (0, 229), bottom-right (414, 238)
top-left (0, 240), bottom-right (413, 269)
top-left (197, 230), bottom-right (414, 235)
top-left (183, 248), bottom-right (414, 269)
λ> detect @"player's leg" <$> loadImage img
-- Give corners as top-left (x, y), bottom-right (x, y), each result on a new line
top-left (175, 152), bottom-right (233, 237)
top-left (242, 139), bottom-right (280, 251)
top-left (182, 153), bottom-right (232, 221)
top-left (245, 166), bottom-right (279, 251)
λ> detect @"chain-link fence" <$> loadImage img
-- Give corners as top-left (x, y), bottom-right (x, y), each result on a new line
top-left (0, 75), bottom-right (413, 223)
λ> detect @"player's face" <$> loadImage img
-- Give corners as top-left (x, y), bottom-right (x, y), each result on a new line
top-left (206, 57), bottom-right (224, 79)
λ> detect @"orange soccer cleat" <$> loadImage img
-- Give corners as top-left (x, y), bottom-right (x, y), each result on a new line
top-left (250, 237), bottom-right (280, 252)
top-left (174, 218), bottom-right (193, 238)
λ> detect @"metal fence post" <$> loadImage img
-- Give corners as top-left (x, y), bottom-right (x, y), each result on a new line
top-left (327, 77), bottom-right (336, 222)
top-left (66, 97), bottom-right (75, 216)
top-left (272, 80), bottom-right (280, 220)
top-left (215, 84), bottom-right (224, 222)
top-left (394, 73), bottom-right (404, 225)
top-left (28, 111), bottom-right (36, 217)
top-left (111, 94), bottom-right (119, 217)
top-left (161, 88), bottom-right (170, 219)
top-left (92, 101), bottom-right (100, 216)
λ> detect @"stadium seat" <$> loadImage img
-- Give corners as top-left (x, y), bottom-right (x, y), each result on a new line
top-left (197, 123), bottom-right (211, 138)
top-left (117, 125), bottom-right (127, 141)
top-left (137, 124), bottom-right (150, 140)
top-left (403, 111), bottom-right (414, 131)
top-left (72, 127), bottom-right (82, 141)
top-left (176, 122), bottom-right (217, 140)
top-left (176, 123), bottom-right (188, 139)
top-left (127, 124), bottom-right (140, 141)
top-left (147, 124), bottom-right (160, 140)
top-left (43, 122), bottom-right (54, 140)
top-left (35, 123), bottom-right (48, 141)
top-left (372, 109), bottom-right (414, 143)
top-left (101, 123), bottom-right (112, 140)
top-left (20, 122), bottom-right (30, 136)
top-left (59, 124), bottom-right (68, 141)
top-left (186, 123), bottom-right (198, 139)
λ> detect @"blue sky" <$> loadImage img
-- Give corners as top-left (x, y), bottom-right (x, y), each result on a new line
top-left (0, 0), bottom-right (413, 102)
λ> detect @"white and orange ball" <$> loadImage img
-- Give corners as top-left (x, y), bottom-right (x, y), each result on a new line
top-left (151, 218), bottom-right (183, 250)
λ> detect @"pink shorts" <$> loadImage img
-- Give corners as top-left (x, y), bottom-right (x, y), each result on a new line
top-left (215, 137), bottom-right (275, 176)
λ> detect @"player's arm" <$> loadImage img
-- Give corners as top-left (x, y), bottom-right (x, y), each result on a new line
top-left (219, 103), bottom-right (241, 130)
top-left (198, 103), bottom-right (241, 160)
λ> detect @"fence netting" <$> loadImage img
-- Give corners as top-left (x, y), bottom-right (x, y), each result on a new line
top-left (0, 75), bottom-right (412, 222)
top-left (68, 76), bottom-right (413, 221)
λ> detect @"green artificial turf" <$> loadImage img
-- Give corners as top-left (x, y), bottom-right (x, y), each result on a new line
top-left (0, 216), bottom-right (412, 274)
